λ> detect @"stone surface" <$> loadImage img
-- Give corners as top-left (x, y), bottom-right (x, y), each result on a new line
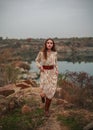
top-left (83, 122), bottom-right (93, 130)
top-left (0, 84), bottom-right (15, 97)
top-left (21, 104), bottom-right (32, 114)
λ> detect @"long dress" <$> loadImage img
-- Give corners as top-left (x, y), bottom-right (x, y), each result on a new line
top-left (35, 51), bottom-right (58, 99)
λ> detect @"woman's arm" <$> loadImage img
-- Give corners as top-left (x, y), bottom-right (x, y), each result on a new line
top-left (35, 51), bottom-right (44, 72)
top-left (55, 52), bottom-right (58, 75)
top-left (35, 51), bottom-right (42, 68)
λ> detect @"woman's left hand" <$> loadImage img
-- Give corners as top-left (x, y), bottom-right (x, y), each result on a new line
top-left (55, 70), bottom-right (58, 76)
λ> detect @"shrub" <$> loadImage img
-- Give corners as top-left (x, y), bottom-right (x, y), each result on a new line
top-left (0, 64), bottom-right (20, 85)
top-left (57, 72), bottom-right (93, 109)
top-left (57, 114), bottom-right (83, 130)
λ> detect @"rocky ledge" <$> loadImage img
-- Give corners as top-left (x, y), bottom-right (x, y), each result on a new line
top-left (0, 79), bottom-right (38, 116)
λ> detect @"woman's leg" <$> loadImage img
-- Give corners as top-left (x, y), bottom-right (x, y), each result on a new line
top-left (40, 89), bottom-right (46, 103)
top-left (45, 97), bottom-right (52, 117)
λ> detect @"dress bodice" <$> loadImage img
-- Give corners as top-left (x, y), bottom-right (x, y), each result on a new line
top-left (35, 51), bottom-right (58, 70)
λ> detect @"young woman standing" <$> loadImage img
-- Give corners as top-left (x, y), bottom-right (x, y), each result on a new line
top-left (35, 38), bottom-right (58, 117)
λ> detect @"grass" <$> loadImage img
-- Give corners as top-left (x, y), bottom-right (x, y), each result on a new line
top-left (0, 107), bottom-right (45, 130)
top-left (57, 114), bottom-right (83, 130)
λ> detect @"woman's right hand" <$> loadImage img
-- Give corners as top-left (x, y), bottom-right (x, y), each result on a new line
top-left (39, 66), bottom-right (44, 72)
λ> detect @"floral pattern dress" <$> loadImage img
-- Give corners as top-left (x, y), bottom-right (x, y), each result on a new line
top-left (35, 51), bottom-right (58, 99)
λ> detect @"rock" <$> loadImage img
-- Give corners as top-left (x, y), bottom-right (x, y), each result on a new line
top-left (56, 98), bottom-right (75, 108)
top-left (13, 61), bottom-right (30, 70)
top-left (8, 97), bottom-right (21, 110)
top-left (30, 72), bottom-right (39, 79)
top-left (8, 100), bottom-right (15, 110)
top-left (83, 122), bottom-right (93, 130)
top-left (16, 79), bottom-right (38, 88)
top-left (16, 82), bottom-right (31, 89)
top-left (0, 84), bottom-right (15, 97)
top-left (22, 73), bottom-right (28, 79)
top-left (23, 79), bottom-right (33, 85)
top-left (0, 79), bottom-right (37, 116)
top-left (28, 80), bottom-right (38, 87)
top-left (0, 90), bottom-right (15, 97)
top-left (19, 68), bottom-right (27, 73)
top-left (21, 104), bottom-right (32, 114)
top-left (56, 99), bottom-right (68, 105)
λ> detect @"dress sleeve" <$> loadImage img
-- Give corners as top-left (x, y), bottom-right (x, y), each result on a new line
top-left (55, 52), bottom-right (58, 71)
top-left (35, 51), bottom-right (42, 68)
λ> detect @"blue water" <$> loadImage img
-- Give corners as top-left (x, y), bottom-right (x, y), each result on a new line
top-left (30, 61), bottom-right (93, 75)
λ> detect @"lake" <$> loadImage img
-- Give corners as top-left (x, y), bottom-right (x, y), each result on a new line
top-left (30, 61), bottom-right (93, 76)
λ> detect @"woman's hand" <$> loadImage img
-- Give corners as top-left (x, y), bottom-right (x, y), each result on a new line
top-left (39, 66), bottom-right (44, 72)
top-left (55, 70), bottom-right (58, 76)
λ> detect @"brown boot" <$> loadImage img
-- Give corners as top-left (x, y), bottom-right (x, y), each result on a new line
top-left (45, 97), bottom-right (52, 117)
top-left (41, 96), bottom-right (45, 103)
top-left (40, 93), bottom-right (45, 103)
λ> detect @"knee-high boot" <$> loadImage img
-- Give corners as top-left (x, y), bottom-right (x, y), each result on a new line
top-left (45, 97), bottom-right (52, 117)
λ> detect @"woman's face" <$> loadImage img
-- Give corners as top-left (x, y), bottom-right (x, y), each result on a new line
top-left (46, 40), bottom-right (53, 50)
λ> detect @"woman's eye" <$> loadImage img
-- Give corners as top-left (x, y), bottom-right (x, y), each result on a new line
top-left (47, 42), bottom-right (53, 44)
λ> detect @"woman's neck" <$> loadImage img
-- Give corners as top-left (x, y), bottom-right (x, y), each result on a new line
top-left (47, 49), bottom-right (52, 52)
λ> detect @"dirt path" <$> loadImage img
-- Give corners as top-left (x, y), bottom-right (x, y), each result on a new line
top-left (31, 87), bottom-right (69, 130)
top-left (38, 117), bottom-right (61, 130)
top-left (38, 114), bottom-right (68, 130)
top-left (37, 104), bottom-right (69, 130)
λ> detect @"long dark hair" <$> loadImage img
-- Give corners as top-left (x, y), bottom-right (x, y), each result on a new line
top-left (42, 38), bottom-right (56, 60)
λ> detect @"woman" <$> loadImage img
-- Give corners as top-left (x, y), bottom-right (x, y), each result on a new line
top-left (35, 38), bottom-right (58, 117)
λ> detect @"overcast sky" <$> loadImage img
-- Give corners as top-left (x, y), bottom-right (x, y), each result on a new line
top-left (0, 0), bottom-right (93, 38)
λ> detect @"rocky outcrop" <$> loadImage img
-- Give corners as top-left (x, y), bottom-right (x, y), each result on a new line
top-left (16, 79), bottom-right (38, 89)
top-left (0, 79), bottom-right (38, 115)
